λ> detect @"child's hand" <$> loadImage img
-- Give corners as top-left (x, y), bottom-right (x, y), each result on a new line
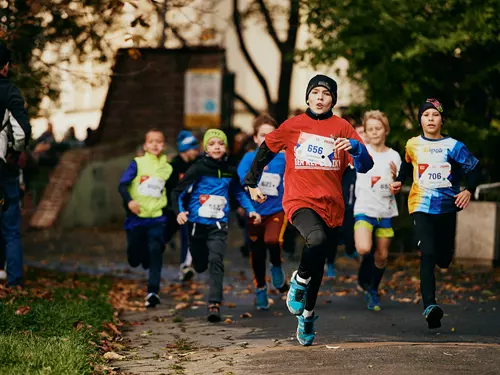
top-left (390, 161), bottom-right (398, 180)
top-left (455, 190), bottom-right (471, 209)
top-left (389, 181), bottom-right (402, 195)
top-left (128, 200), bottom-right (141, 215)
top-left (248, 186), bottom-right (267, 203)
top-left (334, 138), bottom-right (353, 152)
top-left (177, 211), bottom-right (189, 225)
top-left (249, 212), bottom-right (262, 225)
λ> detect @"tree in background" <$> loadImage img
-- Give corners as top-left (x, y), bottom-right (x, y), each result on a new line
top-left (304, 0), bottom-right (500, 180)
top-left (232, 0), bottom-right (300, 123)
top-left (0, 0), bottom-right (120, 117)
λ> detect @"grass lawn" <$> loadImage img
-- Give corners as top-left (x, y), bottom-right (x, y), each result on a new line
top-left (0, 268), bottom-right (115, 375)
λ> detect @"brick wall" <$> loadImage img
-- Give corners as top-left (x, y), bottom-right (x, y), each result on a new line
top-left (94, 47), bottom-right (226, 145)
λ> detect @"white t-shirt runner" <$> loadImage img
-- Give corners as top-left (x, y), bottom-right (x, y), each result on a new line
top-left (354, 145), bottom-right (402, 218)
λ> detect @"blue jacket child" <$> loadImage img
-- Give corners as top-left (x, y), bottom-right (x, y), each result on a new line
top-left (171, 129), bottom-right (260, 323)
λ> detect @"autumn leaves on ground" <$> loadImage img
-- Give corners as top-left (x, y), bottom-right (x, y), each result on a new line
top-left (1, 258), bottom-right (499, 375)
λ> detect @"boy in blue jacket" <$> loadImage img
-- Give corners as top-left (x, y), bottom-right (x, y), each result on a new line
top-left (238, 114), bottom-right (288, 310)
top-left (172, 129), bottom-right (261, 322)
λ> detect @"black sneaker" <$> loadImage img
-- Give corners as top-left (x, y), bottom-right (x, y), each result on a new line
top-left (207, 303), bottom-right (221, 323)
top-left (179, 266), bottom-right (195, 282)
top-left (424, 304), bottom-right (443, 329)
top-left (145, 293), bottom-right (160, 308)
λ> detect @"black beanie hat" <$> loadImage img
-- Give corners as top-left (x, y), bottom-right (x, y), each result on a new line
top-left (418, 98), bottom-right (444, 126)
top-left (305, 74), bottom-right (338, 108)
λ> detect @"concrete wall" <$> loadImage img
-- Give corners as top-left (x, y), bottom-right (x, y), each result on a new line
top-left (59, 154), bottom-right (134, 228)
top-left (455, 202), bottom-right (500, 265)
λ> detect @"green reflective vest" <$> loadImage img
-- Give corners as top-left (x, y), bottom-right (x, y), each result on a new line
top-left (128, 153), bottom-right (173, 218)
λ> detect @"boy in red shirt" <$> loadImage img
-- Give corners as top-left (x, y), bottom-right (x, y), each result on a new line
top-left (244, 75), bottom-right (373, 346)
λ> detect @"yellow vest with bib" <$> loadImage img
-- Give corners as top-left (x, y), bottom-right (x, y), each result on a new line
top-left (128, 153), bottom-right (173, 218)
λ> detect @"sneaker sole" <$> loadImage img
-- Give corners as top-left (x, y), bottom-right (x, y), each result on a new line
top-left (181, 269), bottom-right (195, 282)
top-left (426, 307), bottom-right (444, 329)
top-left (296, 327), bottom-right (314, 346)
top-left (207, 314), bottom-right (221, 323)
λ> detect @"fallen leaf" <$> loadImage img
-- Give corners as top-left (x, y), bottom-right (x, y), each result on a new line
top-left (73, 320), bottom-right (84, 331)
top-left (166, 343), bottom-right (177, 349)
top-left (105, 322), bottom-right (121, 336)
top-left (224, 318), bottom-right (233, 324)
top-left (240, 312), bottom-right (252, 319)
top-left (178, 351), bottom-right (197, 357)
top-left (15, 306), bottom-right (31, 316)
top-left (103, 351), bottom-right (125, 360)
top-left (451, 327), bottom-right (455, 332)
top-left (396, 298), bottom-right (412, 303)
top-left (175, 302), bottom-right (190, 310)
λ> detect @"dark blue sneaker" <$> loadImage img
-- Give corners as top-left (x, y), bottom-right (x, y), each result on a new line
top-left (365, 289), bottom-right (381, 311)
top-left (255, 285), bottom-right (270, 310)
top-left (286, 271), bottom-right (308, 315)
top-left (271, 265), bottom-right (285, 290)
top-left (145, 293), bottom-right (160, 308)
top-left (296, 314), bottom-right (318, 346)
top-left (326, 263), bottom-right (337, 278)
top-left (424, 304), bottom-right (443, 329)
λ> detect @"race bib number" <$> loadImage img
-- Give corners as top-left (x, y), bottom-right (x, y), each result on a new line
top-left (418, 163), bottom-right (452, 188)
top-left (294, 132), bottom-right (340, 170)
top-left (370, 176), bottom-right (392, 197)
top-left (137, 176), bottom-right (165, 198)
top-left (259, 172), bottom-right (281, 196)
top-left (198, 195), bottom-right (227, 219)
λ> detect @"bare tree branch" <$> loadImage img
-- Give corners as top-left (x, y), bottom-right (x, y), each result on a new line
top-left (233, 0), bottom-right (273, 111)
top-left (256, 0), bottom-right (282, 51)
top-left (234, 92), bottom-right (260, 116)
top-left (170, 25), bottom-right (189, 46)
top-left (286, 0), bottom-right (300, 46)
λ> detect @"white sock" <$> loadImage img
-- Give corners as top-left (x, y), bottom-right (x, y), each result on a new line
top-left (302, 309), bottom-right (314, 318)
top-left (296, 274), bottom-right (311, 285)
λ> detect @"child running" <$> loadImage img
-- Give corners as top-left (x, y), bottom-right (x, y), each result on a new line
top-left (244, 75), bottom-right (373, 346)
top-left (390, 98), bottom-right (480, 329)
top-left (237, 114), bottom-right (288, 310)
top-left (172, 129), bottom-right (261, 322)
top-left (325, 121), bottom-right (368, 278)
top-left (118, 129), bottom-right (173, 308)
top-left (164, 130), bottom-right (200, 282)
top-left (353, 110), bottom-right (401, 311)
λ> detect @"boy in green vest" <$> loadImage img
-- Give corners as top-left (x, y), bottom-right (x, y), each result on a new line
top-left (119, 129), bottom-right (173, 308)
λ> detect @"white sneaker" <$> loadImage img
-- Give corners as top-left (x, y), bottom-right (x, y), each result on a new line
top-left (0, 270), bottom-right (7, 281)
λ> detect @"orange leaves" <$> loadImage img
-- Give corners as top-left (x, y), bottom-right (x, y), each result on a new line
top-left (15, 306), bottom-right (31, 316)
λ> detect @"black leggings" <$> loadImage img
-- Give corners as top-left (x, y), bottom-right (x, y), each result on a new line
top-left (292, 208), bottom-right (338, 311)
top-left (413, 212), bottom-right (457, 308)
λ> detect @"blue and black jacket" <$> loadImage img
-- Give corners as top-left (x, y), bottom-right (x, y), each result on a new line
top-left (172, 154), bottom-right (255, 225)
top-left (237, 151), bottom-right (286, 217)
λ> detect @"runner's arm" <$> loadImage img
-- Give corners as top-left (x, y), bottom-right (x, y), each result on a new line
top-left (171, 162), bottom-right (204, 215)
top-left (232, 174), bottom-right (256, 213)
top-left (465, 164), bottom-right (481, 193)
top-left (118, 160), bottom-right (137, 203)
top-left (347, 139), bottom-right (374, 173)
top-left (243, 141), bottom-right (277, 187)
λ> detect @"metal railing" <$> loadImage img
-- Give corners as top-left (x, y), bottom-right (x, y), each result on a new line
top-left (474, 182), bottom-right (500, 200)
